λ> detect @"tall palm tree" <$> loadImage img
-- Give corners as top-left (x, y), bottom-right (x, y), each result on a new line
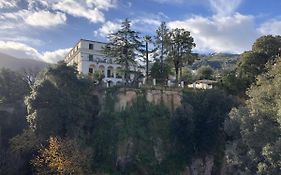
top-left (144, 35), bottom-right (152, 79)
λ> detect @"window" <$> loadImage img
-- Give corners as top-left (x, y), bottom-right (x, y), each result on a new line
top-left (89, 68), bottom-right (93, 74)
top-left (89, 43), bottom-right (93, 50)
top-left (89, 54), bottom-right (93, 61)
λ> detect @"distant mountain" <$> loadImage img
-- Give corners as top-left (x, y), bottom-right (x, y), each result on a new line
top-left (0, 52), bottom-right (49, 72)
top-left (191, 53), bottom-right (240, 70)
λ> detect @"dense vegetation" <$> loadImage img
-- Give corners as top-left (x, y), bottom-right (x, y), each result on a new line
top-left (0, 61), bottom-right (236, 174)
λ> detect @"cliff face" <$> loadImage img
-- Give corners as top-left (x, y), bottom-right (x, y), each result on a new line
top-left (114, 89), bottom-right (182, 112)
top-left (96, 88), bottom-right (223, 175)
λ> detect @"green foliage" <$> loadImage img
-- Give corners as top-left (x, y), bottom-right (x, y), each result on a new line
top-left (150, 60), bottom-right (172, 83)
top-left (219, 71), bottom-right (247, 97)
top-left (225, 58), bottom-right (281, 174)
top-left (223, 35), bottom-right (281, 97)
top-left (154, 22), bottom-right (170, 64)
top-left (0, 68), bottom-right (30, 174)
top-left (0, 68), bottom-right (29, 103)
top-left (192, 53), bottom-right (239, 70)
top-left (25, 62), bottom-right (100, 139)
top-left (166, 28), bottom-right (196, 83)
top-left (6, 129), bottom-right (39, 175)
top-left (181, 68), bottom-right (194, 83)
top-left (171, 89), bottom-right (236, 172)
top-left (103, 18), bottom-right (142, 84)
top-left (252, 35), bottom-right (281, 58)
top-left (92, 91), bottom-right (171, 174)
top-left (195, 66), bottom-right (214, 80)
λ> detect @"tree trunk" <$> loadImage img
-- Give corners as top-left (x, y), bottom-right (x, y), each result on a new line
top-left (146, 42), bottom-right (149, 79)
top-left (180, 67), bottom-right (182, 81)
top-left (175, 67), bottom-right (179, 86)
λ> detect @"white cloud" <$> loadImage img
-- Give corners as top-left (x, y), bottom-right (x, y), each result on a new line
top-left (25, 11), bottom-right (66, 27)
top-left (209, 0), bottom-right (242, 16)
top-left (0, 0), bottom-right (18, 8)
top-left (168, 13), bottom-right (258, 53)
top-left (0, 41), bottom-right (70, 63)
top-left (85, 0), bottom-right (117, 10)
top-left (52, 0), bottom-right (117, 23)
top-left (94, 21), bottom-right (121, 37)
top-left (95, 16), bottom-right (162, 38)
top-left (259, 18), bottom-right (281, 35)
top-left (131, 18), bottom-right (161, 34)
top-left (42, 48), bottom-right (71, 63)
top-left (0, 9), bottom-right (66, 28)
top-left (0, 41), bottom-right (42, 60)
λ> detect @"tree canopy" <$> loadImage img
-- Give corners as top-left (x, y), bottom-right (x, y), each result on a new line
top-left (225, 58), bottom-right (281, 174)
top-left (25, 62), bottom-right (99, 139)
top-left (104, 18), bottom-right (142, 84)
top-left (166, 28), bottom-right (196, 84)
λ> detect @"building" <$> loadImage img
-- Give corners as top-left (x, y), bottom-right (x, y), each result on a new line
top-left (187, 79), bottom-right (217, 89)
top-left (64, 39), bottom-right (124, 86)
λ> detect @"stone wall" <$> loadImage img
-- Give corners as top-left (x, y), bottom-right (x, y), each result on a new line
top-left (114, 88), bottom-right (182, 111)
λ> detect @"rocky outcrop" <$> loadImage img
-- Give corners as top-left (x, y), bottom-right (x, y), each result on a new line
top-left (182, 156), bottom-right (214, 175)
top-left (114, 88), bottom-right (182, 112)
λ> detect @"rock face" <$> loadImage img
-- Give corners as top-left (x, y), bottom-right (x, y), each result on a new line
top-left (101, 88), bottom-right (217, 175)
top-left (181, 156), bottom-right (214, 175)
top-left (114, 88), bottom-right (182, 112)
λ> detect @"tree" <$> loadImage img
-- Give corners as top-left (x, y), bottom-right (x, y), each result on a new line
top-left (150, 60), bottom-right (172, 83)
top-left (252, 35), bottom-right (281, 58)
top-left (171, 89), bottom-right (236, 174)
top-left (32, 136), bottom-right (93, 175)
top-left (166, 28), bottom-right (196, 84)
top-left (181, 68), bottom-right (194, 83)
top-left (221, 35), bottom-right (281, 97)
top-left (196, 66), bottom-right (214, 80)
top-left (0, 68), bottom-right (29, 104)
top-left (104, 18), bottom-right (142, 84)
top-left (0, 69), bottom-right (30, 174)
top-left (154, 22), bottom-right (170, 74)
top-left (25, 62), bottom-right (100, 140)
top-left (225, 58), bottom-right (281, 174)
top-left (144, 35), bottom-right (152, 79)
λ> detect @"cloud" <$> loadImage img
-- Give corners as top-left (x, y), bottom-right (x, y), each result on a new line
top-left (168, 13), bottom-right (258, 53)
top-left (94, 21), bottom-right (121, 37)
top-left (0, 41), bottom-right (42, 60)
top-left (259, 18), bottom-right (281, 35)
top-left (0, 41), bottom-right (70, 63)
top-left (42, 48), bottom-right (71, 63)
top-left (52, 0), bottom-right (117, 23)
top-left (0, 0), bottom-right (18, 8)
top-left (25, 11), bottom-right (66, 27)
top-left (131, 18), bottom-right (161, 34)
top-left (0, 9), bottom-right (66, 28)
top-left (85, 0), bottom-right (117, 10)
top-left (95, 16), bottom-right (162, 39)
top-left (209, 0), bottom-right (242, 16)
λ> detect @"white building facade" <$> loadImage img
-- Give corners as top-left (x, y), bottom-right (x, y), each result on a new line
top-left (64, 39), bottom-right (124, 86)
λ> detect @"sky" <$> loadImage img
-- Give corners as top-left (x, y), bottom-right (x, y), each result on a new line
top-left (0, 0), bottom-right (280, 63)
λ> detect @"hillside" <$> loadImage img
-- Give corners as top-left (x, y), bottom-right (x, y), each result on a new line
top-left (192, 53), bottom-right (240, 70)
top-left (0, 52), bottom-right (48, 71)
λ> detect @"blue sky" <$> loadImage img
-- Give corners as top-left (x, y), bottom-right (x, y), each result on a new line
top-left (0, 0), bottom-right (280, 63)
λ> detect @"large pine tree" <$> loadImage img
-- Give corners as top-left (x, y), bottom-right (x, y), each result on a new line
top-left (104, 18), bottom-right (142, 84)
